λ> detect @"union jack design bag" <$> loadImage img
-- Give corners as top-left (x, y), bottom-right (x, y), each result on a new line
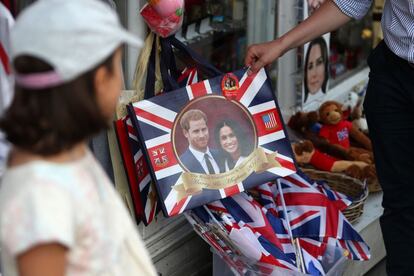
top-left (115, 35), bottom-right (222, 224)
top-left (128, 67), bottom-right (297, 217)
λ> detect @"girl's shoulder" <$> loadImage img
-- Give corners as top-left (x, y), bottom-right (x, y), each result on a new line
top-left (0, 160), bottom-right (89, 260)
top-left (0, 150), bottom-right (98, 205)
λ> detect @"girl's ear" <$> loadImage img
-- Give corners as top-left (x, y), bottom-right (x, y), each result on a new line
top-left (94, 65), bottom-right (109, 97)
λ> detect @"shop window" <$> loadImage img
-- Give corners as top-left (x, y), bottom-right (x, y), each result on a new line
top-left (176, 0), bottom-right (248, 73)
top-left (329, 13), bottom-right (373, 87)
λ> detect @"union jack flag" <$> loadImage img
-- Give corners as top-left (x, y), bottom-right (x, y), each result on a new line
top-left (274, 172), bottom-right (370, 261)
top-left (221, 193), bottom-right (284, 250)
top-left (265, 207), bottom-right (327, 275)
top-left (201, 201), bottom-right (299, 272)
top-left (129, 68), bottom-right (297, 217)
top-left (197, 195), bottom-right (326, 274)
top-left (256, 182), bottom-right (278, 215)
top-left (116, 66), bottom-right (202, 224)
top-left (114, 118), bottom-right (143, 222)
top-left (177, 67), bottom-right (198, 86)
top-left (125, 117), bottom-right (160, 225)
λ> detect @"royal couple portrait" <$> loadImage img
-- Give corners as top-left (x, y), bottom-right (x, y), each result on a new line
top-left (178, 109), bottom-right (254, 175)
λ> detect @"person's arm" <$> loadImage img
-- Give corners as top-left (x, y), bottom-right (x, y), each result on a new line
top-left (17, 243), bottom-right (68, 276)
top-left (245, 0), bottom-right (372, 73)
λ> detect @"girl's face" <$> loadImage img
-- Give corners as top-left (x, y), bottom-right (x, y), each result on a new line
top-left (306, 44), bottom-right (325, 94)
top-left (95, 48), bottom-right (123, 120)
top-left (219, 125), bottom-right (239, 155)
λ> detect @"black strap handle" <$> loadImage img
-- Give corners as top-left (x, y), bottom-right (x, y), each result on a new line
top-left (144, 35), bottom-right (224, 99)
top-left (167, 36), bottom-right (222, 77)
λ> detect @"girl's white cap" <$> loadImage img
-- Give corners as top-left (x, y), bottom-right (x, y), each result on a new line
top-left (11, 0), bottom-right (143, 89)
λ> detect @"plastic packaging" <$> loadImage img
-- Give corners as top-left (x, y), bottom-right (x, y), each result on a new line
top-left (140, 0), bottom-right (184, 38)
top-left (212, 244), bottom-right (348, 276)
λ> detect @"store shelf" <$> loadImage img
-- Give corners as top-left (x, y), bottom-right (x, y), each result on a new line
top-left (344, 192), bottom-right (386, 276)
top-left (325, 67), bottom-right (370, 104)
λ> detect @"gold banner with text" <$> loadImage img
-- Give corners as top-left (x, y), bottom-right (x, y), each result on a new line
top-left (172, 148), bottom-right (281, 201)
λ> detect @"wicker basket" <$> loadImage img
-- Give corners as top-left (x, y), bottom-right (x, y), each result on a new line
top-left (302, 168), bottom-right (369, 224)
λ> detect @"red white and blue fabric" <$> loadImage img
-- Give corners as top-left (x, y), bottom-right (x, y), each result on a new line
top-left (301, 246), bottom-right (326, 276)
top-left (114, 117), bottom-right (143, 223)
top-left (124, 117), bottom-right (160, 225)
top-left (220, 193), bottom-right (284, 250)
top-left (274, 172), bottom-right (370, 261)
top-left (233, 221), bottom-right (298, 272)
top-left (129, 68), bottom-right (296, 217)
top-left (198, 196), bottom-right (324, 274)
top-left (255, 182), bottom-right (279, 216)
top-left (204, 203), bottom-right (298, 271)
top-left (300, 171), bottom-right (353, 210)
top-left (315, 181), bottom-right (352, 211)
top-left (265, 205), bottom-right (326, 275)
top-left (177, 67), bottom-right (198, 86)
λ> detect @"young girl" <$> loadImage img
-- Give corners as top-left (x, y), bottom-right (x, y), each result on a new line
top-left (0, 0), bottom-right (157, 275)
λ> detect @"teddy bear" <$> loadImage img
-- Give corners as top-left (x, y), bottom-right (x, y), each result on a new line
top-left (288, 111), bottom-right (352, 161)
top-left (318, 101), bottom-right (373, 164)
top-left (292, 140), bottom-right (376, 180)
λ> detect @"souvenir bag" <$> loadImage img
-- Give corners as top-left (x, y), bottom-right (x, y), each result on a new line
top-left (114, 33), bottom-right (208, 224)
top-left (113, 34), bottom-right (160, 225)
top-left (109, 34), bottom-right (158, 223)
top-left (128, 36), bottom-right (297, 218)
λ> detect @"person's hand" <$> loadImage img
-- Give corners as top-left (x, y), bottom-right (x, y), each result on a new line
top-left (244, 39), bottom-right (285, 74)
top-left (307, 0), bottom-right (325, 9)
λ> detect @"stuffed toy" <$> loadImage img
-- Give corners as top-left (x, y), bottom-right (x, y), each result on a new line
top-left (342, 91), bottom-right (359, 120)
top-left (292, 140), bottom-right (376, 180)
top-left (351, 101), bottom-right (369, 134)
top-left (288, 111), bottom-right (352, 161)
top-left (318, 101), bottom-right (373, 164)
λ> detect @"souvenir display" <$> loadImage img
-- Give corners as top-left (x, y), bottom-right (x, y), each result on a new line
top-left (129, 66), bottom-right (297, 217)
top-left (115, 34), bottom-right (209, 226)
top-left (292, 140), bottom-right (373, 176)
top-left (186, 171), bottom-right (370, 275)
top-left (287, 103), bottom-right (380, 193)
top-left (317, 101), bottom-right (373, 163)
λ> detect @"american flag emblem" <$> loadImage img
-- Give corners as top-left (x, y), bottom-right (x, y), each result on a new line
top-left (128, 68), bottom-right (297, 217)
top-left (262, 112), bottom-right (278, 130)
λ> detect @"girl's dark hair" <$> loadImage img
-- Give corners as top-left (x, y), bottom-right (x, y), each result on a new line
top-left (0, 53), bottom-right (115, 156)
top-left (214, 119), bottom-right (253, 170)
top-left (304, 36), bottom-right (329, 102)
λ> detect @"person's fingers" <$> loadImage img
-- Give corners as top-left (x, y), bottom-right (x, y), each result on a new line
top-left (244, 45), bottom-right (258, 67)
top-left (249, 58), bottom-right (266, 74)
top-left (308, 0), bottom-right (315, 7)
